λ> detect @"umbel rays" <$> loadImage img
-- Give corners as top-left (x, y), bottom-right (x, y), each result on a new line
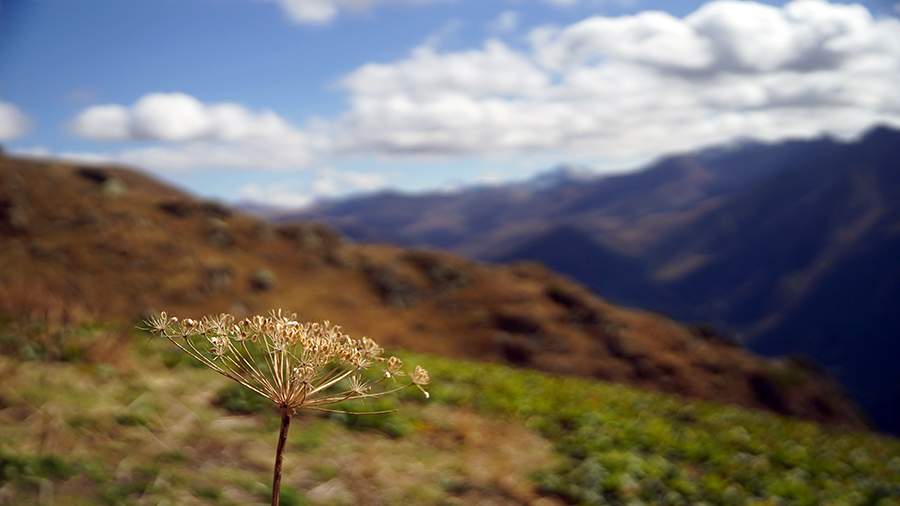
top-left (143, 309), bottom-right (429, 506)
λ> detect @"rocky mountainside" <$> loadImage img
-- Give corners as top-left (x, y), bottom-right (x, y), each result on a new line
top-left (296, 126), bottom-right (900, 432)
top-left (0, 153), bottom-right (865, 427)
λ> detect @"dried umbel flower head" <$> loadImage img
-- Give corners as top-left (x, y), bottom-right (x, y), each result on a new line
top-left (144, 309), bottom-right (430, 412)
top-left (143, 309), bottom-right (430, 506)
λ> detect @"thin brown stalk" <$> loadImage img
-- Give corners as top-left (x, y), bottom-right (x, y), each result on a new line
top-left (271, 408), bottom-right (291, 506)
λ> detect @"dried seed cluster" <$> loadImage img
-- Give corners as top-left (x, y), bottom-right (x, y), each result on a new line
top-left (144, 310), bottom-right (429, 413)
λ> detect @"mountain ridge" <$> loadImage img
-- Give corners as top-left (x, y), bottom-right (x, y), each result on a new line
top-left (0, 153), bottom-right (866, 428)
top-left (295, 126), bottom-right (900, 432)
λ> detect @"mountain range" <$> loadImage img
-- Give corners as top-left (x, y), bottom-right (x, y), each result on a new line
top-left (294, 125), bottom-right (900, 433)
top-left (0, 153), bottom-right (866, 429)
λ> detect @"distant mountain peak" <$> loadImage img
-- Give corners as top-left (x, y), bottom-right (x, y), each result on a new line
top-left (860, 123), bottom-right (900, 144)
top-left (518, 164), bottom-right (596, 191)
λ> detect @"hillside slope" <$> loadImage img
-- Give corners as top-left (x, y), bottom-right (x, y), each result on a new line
top-left (643, 127), bottom-right (900, 431)
top-left (0, 154), bottom-right (863, 427)
top-left (1, 321), bottom-right (897, 505)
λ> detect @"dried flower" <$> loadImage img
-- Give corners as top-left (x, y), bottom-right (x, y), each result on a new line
top-left (385, 356), bottom-right (404, 378)
top-left (411, 365), bottom-right (431, 398)
top-left (142, 309), bottom-right (430, 412)
top-left (142, 309), bottom-right (430, 506)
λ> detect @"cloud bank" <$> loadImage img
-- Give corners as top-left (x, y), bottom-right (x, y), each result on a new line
top-left (66, 1), bottom-right (900, 175)
top-left (335, 0), bottom-right (900, 160)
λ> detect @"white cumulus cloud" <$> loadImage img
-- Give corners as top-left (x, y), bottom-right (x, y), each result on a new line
top-left (71, 92), bottom-right (296, 143)
top-left (331, 0), bottom-right (900, 161)
top-left (0, 101), bottom-right (31, 141)
top-left (64, 1), bottom-right (900, 175)
top-left (68, 104), bottom-right (130, 141)
top-left (69, 92), bottom-right (321, 171)
top-left (341, 40), bottom-right (548, 99)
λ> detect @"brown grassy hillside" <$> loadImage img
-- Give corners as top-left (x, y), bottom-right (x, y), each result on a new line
top-left (0, 154), bottom-right (864, 427)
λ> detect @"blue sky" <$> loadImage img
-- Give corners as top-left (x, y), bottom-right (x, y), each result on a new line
top-left (2, 0), bottom-right (900, 206)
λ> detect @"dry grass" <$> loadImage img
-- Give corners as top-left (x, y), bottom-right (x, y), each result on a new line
top-left (1, 320), bottom-right (897, 505)
top-left (0, 328), bottom-right (556, 505)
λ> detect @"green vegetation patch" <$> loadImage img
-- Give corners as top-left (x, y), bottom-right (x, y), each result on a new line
top-left (401, 352), bottom-right (900, 505)
top-left (0, 453), bottom-right (77, 484)
top-left (329, 397), bottom-right (412, 438)
top-left (214, 382), bottom-right (273, 415)
top-left (0, 320), bottom-right (108, 362)
top-left (2, 323), bottom-right (898, 505)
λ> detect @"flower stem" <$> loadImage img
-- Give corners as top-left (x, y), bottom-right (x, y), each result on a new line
top-left (271, 408), bottom-right (291, 506)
